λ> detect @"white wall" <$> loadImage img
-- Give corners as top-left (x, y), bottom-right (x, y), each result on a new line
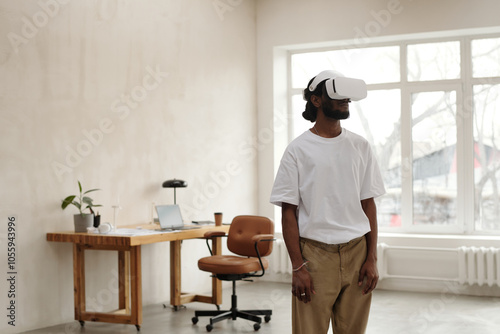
top-left (0, 0), bottom-right (256, 332)
top-left (256, 0), bottom-right (500, 295)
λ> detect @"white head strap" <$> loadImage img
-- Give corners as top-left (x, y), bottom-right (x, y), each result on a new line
top-left (308, 70), bottom-right (344, 91)
top-left (308, 70), bottom-right (367, 101)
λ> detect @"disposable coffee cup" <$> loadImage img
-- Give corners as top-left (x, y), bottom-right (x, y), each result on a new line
top-left (214, 212), bottom-right (223, 226)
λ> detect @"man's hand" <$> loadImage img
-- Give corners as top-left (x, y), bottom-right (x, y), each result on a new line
top-left (358, 258), bottom-right (379, 295)
top-left (292, 266), bottom-right (316, 303)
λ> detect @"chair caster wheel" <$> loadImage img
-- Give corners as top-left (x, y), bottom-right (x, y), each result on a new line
top-left (135, 325), bottom-right (141, 331)
top-left (253, 323), bottom-right (261, 331)
top-left (79, 321), bottom-right (85, 327)
top-left (192, 316), bottom-right (198, 324)
top-left (264, 315), bottom-right (271, 322)
top-left (206, 324), bottom-right (213, 332)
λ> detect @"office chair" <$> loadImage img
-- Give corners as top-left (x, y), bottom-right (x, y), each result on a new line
top-left (191, 215), bottom-right (275, 332)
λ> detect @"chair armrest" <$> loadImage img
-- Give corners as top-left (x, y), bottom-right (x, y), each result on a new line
top-left (252, 234), bottom-right (275, 243)
top-left (203, 231), bottom-right (227, 256)
top-left (203, 231), bottom-right (226, 239)
top-left (204, 231), bottom-right (227, 239)
top-left (250, 234), bottom-right (275, 278)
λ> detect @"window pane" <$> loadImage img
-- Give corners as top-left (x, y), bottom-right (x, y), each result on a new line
top-left (472, 37), bottom-right (500, 78)
top-left (407, 41), bottom-right (460, 81)
top-left (344, 90), bottom-right (402, 228)
top-left (291, 46), bottom-right (400, 87)
top-left (412, 91), bottom-right (457, 225)
top-left (473, 84), bottom-right (500, 230)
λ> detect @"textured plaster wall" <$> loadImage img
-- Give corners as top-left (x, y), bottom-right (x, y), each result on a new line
top-left (0, 0), bottom-right (256, 332)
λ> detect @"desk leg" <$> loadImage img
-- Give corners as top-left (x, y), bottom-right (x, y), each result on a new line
top-left (73, 243), bottom-right (85, 322)
top-left (168, 237), bottom-right (224, 309)
top-left (170, 240), bottom-right (182, 308)
top-left (211, 237), bottom-right (223, 305)
top-left (130, 246), bottom-right (142, 326)
top-left (118, 251), bottom-right (130, 313)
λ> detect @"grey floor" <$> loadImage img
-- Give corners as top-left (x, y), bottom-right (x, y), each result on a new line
top-left (23, 282), bottom-right (500, 334)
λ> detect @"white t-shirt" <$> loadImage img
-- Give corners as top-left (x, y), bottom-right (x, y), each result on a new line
top-left (270, 128), bottom-right (386, 244)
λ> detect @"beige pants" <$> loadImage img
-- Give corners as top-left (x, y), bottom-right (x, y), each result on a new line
top-left (292, 236), bottom-right (371, 334)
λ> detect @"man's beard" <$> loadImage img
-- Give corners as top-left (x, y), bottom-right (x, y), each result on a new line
top-left (323, 103), bottom-right (350, 120)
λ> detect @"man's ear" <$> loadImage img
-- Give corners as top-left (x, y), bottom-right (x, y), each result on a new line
top-left (311, 94), bottom-right (322, 108)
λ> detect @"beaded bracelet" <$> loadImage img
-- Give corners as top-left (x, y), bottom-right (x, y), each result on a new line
top-left (292, 261), bottom-right (309, 272)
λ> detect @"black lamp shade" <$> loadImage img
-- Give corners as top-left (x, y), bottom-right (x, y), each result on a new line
top-left (162, 179), bottom-right (187, 205)
top-left (162, 179), bottom-right (188, 188)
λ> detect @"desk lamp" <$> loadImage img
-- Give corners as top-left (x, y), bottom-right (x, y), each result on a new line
top-left (162, 179), bottom-right (188, 204)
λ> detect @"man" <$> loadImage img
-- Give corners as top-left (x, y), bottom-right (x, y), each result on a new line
top-left (270, 70), bottom-right (386, 334)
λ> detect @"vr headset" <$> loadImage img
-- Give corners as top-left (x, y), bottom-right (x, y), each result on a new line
top-left (308, 70), bottom-right (367, 101)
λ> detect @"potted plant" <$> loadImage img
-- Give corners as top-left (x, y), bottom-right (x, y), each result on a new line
top-left (61, 181), bottom-right (102, 232)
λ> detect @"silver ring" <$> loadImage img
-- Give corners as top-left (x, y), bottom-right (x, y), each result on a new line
top-left (300, 293), bottom-right (306, 296)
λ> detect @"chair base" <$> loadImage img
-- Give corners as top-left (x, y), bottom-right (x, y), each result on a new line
top-left (192, 281), bottom-right (272, 332)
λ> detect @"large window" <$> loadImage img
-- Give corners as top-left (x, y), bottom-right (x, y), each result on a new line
top-left (287, 33), bottom-right (500, 234)
top-left (411, 90), bottom-right (457, 226)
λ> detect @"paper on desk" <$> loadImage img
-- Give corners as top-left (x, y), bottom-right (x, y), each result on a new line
top-left (109, 228), bottom-right (176, 236)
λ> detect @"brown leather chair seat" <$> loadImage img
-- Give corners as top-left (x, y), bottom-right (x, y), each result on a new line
top-left (198, 255), bottom-right (269, 275)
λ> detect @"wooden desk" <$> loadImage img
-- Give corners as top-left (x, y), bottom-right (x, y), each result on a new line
top-left (47, 224), bottom-right (229, 330)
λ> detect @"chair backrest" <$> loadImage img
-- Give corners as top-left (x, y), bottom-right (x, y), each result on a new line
top-left (227, 215), bottom-right (274, 258)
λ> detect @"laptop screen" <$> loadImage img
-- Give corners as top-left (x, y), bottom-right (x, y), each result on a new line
top-left (156, 205), bottom-right (184, 229)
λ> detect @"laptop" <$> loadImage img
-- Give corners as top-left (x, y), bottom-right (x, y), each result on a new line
top-left (155, 204), bottom-right (201, 231)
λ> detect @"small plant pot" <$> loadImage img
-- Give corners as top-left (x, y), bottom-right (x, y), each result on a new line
top-left (74, 214), bottom-right (94, 233)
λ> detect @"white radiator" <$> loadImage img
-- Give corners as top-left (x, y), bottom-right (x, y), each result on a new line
top-left (458, 246), bottom-right (500, 287)
top-left (376, 242), bottom-right (389, 280)
top-left (270, 239), bottom-right (292, 274)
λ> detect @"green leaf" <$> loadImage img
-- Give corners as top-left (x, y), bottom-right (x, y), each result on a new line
top-left (82, 197), bottom-right (93, 205)
top-left (83, 188), bottom-right (100, 195)
top-left (61, 195), bottom-right (76, 209)
top-left (78, 180), bottom-right (82, 194)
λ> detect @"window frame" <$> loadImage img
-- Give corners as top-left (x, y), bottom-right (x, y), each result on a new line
top-left (284, 30), bottom-right (500, 236)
